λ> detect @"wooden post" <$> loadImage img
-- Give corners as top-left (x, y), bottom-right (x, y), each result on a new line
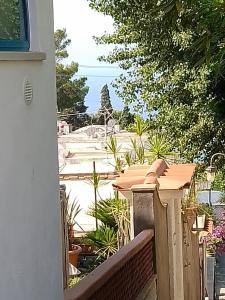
top-left (131, 184), bottom-right (155, 238)
top-left (131, 184), bottom-right (187, 300)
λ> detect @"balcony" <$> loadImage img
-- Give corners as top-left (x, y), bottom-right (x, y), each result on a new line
top-left (62, 160), bottom-right (211, 300)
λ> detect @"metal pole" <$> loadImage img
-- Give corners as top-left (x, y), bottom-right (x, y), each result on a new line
top-left (104, 109), bottom-right (107, 146)
top-left (93, 161), bottom-right (98, 230)
top-left (208, 183), bottom-right (212, 207)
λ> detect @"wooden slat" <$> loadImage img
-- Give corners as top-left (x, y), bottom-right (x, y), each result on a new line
top-left (183, 214), bottom-right (201, 300)
top-left (64, 230), bottom-right (155, 300)
top-left (153, 189), bottom-right (171, 300)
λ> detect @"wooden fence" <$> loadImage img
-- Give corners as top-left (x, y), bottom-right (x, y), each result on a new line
top-left (131, 184), bottom-right (206, 300)
top-left (64, 230), bottom-right (156, 300)
top-left (62, 182), bottom-right (206, 300)
top-left (182, 213), bottom-right (201, 300)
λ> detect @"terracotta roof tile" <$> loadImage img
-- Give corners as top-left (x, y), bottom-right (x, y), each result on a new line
top-left (112, 159), bottom-right (196, 191)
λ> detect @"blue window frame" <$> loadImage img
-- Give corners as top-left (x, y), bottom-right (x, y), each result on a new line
top-left (0, 0), bottom-right (29, 51)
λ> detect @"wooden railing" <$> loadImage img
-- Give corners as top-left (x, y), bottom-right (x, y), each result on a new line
top-left (64, 230), bottom-right (156, 300)
top-left (131, 184), bottom-right (206, 300)
top-left (182, 213), bottom-right (201, 300)
top-left (62, 182), bottom-right (207, 300)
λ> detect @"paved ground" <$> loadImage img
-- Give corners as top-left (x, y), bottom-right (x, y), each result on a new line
top-left (207, 256), bottom-right (215, 300)
top-left (215, 255), bottom-right (225, 299)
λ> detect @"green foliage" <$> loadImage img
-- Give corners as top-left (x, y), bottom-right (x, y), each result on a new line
top-left (112, 106), bottom-right (135, 130)
top-left (88, 198), bottom-right (117, 228)
top-left (124, 151), bottom-right (134, 166)
top-left (86, 226), bottom-right (118, 259)
top-left (0, 1), bottom-right (21, 40)
top-left (219, 192), bottom-right (225, 204)
top-left (212, 171), bottom-right (225, 192)
top-left (68, 277), bottom-right (81, 288)
top-left (147, 133), bottom-right (177, 163)
top-left (109, 196), bottom-right (130, 247)
top-left (87, 197), bottom-right (130, 251)
top-left (64, 193), bottom-right (82, 226)
top-left (130, 115), bottom-right (148, 138)
top-left (106, 136), bottom-right (124, 171)
top-left (130, 138), bottom-right (145, 164)
top-left (88, 167), bottom-right (101, 191)
top-left (55, 29), bottom-right (89, 128)
top-left (115, 157), bottom-right (124, 172)
top-left (197, 203), bottom-right (214, 218)
top-left (134, 145), bottom-right (145, 165)
top-left (100, 84), bottom-right (112, 113)
top-left (55, 28), bottom-right (71, 63)
top-left (121, 106), bottom-right (135, 129)
top-left (88, 0), bottom-right (225, 163)
top-left (97, 84), bottom-right (113, 124)
top-left (106, 136), bottom-right (121, 160)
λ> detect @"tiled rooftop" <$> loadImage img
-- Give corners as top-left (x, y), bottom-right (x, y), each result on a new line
top-left (113, 159), bottom-right (196, 191)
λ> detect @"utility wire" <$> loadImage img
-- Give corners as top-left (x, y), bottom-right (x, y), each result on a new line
top-left (79, 64), bottom-right (120, 69)
top-left (56, 74), bottom-right (120, 78)
top-left (57, 109), bottom-right (123, 116)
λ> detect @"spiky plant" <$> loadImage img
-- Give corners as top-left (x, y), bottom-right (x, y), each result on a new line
top-left (106, 136), bottom-right (121, 161)
top-left (131, 115), bottom-right (148, 148)
top-left (115, 157), bottom-right (124, 172)
top-left (132, 115), bottom-right (148, 138)
top-left (88, 198), bottom-right (117, 228)
top-left (109, 197), bottom-right (130, 248)
top-left (64, 193), bottom-right (82, 226)
top-left (124, 151), bottom-right (134, 167)
top-left (131, 138), bottom-right (145, 164)
top-left (147, 133), bottom-right (177, 163)
top-left (88, 197), bottom-right (130, 249)
top-left (86, 226), bottom-right (118, 259)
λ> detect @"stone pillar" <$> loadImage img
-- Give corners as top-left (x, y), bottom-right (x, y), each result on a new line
top-left (130, 184), bottom-right (155, 239)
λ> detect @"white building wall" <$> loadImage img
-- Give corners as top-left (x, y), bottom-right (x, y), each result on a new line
top-left (61, 180), bottom-right (115, 232)
top-left (0, 1), bottom-right (63, 300)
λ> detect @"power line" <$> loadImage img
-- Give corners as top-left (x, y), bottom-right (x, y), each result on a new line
top-left (56, 74), bottom-right (120, 78)
top-left (79, 64), bottom-right (120, 69)
top-left (57, 108), bottom-right (124, 116)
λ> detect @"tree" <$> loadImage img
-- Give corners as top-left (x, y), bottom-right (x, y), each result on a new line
top-left (97, 84), bottom-right (113, 124)
top-left (55, 29), bottom-right (89, 128)
top-left (112, 106), bottom-right (135, 130)
top-left (120, 106), bottom-right (134, 129)
top-left (88, 0), bottom-right (225, 163)
top-left (100, 84), bottom-right (112, 113)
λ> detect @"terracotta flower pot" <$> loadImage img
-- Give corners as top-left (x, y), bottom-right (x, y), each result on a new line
top-left (68, 225), bottom-right (75, 239)
top-left (69, 245), bottom-right (82, 267)
top-left (205, 217), bottom-right (214, 234)
top-left (79, 244), bottom-right (95, 254)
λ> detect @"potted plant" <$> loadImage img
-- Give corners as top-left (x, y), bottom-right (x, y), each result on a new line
top-left (193, 203), bottom-right (214, 231)
top-left (182, 191), bottom-right (198, 227)
top-left (64, 194), bottom-right (82, 267)
top-left (77, 237), bottom-right (95, 254)
top-left (204, 219), bottom-right (225, 257)
top-left (193, 205), bottom-right (206, 230)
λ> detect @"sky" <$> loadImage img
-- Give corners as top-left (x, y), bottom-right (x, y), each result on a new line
top-left (53, 0), bottom-right (123, 113)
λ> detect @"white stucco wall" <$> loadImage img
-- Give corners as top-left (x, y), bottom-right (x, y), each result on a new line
top-left (61, 180), bottom-right (115, 232)
top-left (0, 1), bottom-right (63, 300)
